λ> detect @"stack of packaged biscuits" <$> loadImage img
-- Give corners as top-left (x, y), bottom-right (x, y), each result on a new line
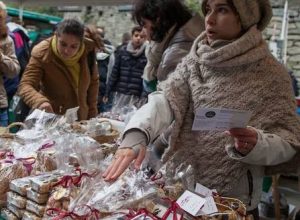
top-left (0, 157), bottom-right (28, 208)
top-left (1, 171), bottom-right (63, 219)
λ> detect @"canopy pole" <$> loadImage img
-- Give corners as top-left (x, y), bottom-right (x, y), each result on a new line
top-left (280, 0), bottom-right (289, 65)
top-left (19, 0), bottom-right (24, 24)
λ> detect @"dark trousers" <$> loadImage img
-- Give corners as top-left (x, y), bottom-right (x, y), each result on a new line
top-left (247, 207), bottom-right (260, 220)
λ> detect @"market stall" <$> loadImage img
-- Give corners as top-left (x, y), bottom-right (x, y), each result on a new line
top-left (0, 109), bottom-right (252, 220)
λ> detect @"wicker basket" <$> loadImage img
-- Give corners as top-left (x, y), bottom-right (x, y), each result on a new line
top-left (91, 120), bottom-right (120, 144)
top-left (72, 120), bottom-right (120, 144)
top-left (0, 122), bottom-right (27, 139)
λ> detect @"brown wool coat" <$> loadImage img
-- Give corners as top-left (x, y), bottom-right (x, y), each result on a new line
top-left (18, 37), bottom-right (99, 120)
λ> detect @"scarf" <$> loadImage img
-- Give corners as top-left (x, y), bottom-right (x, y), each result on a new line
top-left (126, 41), bottom-right (146, 57)
top-left (161, 26), bottom-right (300, 195)
top-left (51, 35), bottom-right (85, 87)
top-left (142, 25), bottom-right (177, 81)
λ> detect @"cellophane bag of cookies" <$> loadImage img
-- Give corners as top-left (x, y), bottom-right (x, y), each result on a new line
top-left (30, 140), bottom-right (57, 174)
top-left (7, 191), bottom-right (27, 209)
top-left (54, 133), bottom-right (105, 172)
top-left (0, 159), bottom-right (27, 207)
top-left (44, 168), bottom-right (99, 219)
top-left (69, 169), bottom-right (158, 217)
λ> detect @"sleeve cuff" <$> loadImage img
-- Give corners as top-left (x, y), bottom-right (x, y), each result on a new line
top-left (120, 129), bottom-right (148, 149)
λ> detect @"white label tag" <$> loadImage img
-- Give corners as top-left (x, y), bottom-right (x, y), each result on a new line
top-left (64, 106), bottom-right (79, 123)
top-left (195, 183), bottom-right (215, 197)
top-left (197, 196), bottom-right (218, 216)
top-left (192, 107), bottom-right (252, 131)
top-left (26, 109), bottom-right (56, 121)
top-left (176, 190), bottom-right (206, 216)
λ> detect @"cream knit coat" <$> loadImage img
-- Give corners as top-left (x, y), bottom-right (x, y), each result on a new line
top-left (161, 26), bottom-right (300, 195)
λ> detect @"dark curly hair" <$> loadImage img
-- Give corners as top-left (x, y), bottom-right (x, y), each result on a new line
top-left (132, 0), bottom-right (192, 43)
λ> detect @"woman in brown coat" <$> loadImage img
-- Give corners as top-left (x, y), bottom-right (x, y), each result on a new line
top-left (18, 19), bottom-right (99, 120)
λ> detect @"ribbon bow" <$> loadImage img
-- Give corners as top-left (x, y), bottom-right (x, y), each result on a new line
top-left (38, 140), bottom-right (56, 151)
top-left (47, 205), bottom-right (100, 220)
top-left (161, 199), bottom-right (183, 220)
top-left (127, 208), bottom-right (159, 220)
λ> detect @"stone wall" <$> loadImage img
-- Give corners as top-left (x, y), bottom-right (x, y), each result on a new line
top-left (64, 5), bottom-right (135, 46)
top-left (263, 5), bottom-right (300, 81)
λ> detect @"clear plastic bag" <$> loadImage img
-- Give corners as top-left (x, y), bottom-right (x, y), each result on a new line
top-left (101, 92), bottom-right (140, 123)
top-left (0, 159), bottom-right (28, 207)
top-left (69, 168), bottom-right (158, 216)
top-left (53, 133), bottom-right (104, 171)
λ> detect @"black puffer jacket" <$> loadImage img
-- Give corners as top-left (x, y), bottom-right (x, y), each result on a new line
top-left (106, 44), bottom-right (147, 97)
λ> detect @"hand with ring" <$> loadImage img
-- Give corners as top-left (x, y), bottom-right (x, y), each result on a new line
top-left (225, 127), bottom-right (258, 156)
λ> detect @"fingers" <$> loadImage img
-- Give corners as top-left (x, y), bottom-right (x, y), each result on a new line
top-left (46, 105), bottom-right (54, 113)
top-left (226, 127), bottom-right (258, 145)
top-left (102, 148), bottom-right (136, 181)
top-left (102, 155), bottom-right (123, 180)
top-left (134, 146), bottom-right (146, 169)
top-left (225, 127), bottom-right (258, 155)
top-left (111, 156), bottom-right (136, 180)
top-left (234, 140), bottom-right (255, 155)
top-left (39, 102), bottom-right (54, 113)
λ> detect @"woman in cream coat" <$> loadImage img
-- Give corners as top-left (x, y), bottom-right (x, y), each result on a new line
top-left (103, 0), bottom-right (300, 218)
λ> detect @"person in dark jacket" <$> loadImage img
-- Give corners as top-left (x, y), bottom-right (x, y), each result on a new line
top-left (4, 22), bottom-right (30, 101)
top-left (104, 26), bottom-right (147, 110)
top-left (288, 70), bottom-right (299, 97)
top-left (115, 32), bottom-right (131, 57)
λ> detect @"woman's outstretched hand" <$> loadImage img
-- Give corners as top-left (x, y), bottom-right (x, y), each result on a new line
top-left (225, 127), bottom-right (258, 156)
top-left (102, 145), bottom-right (146, 181)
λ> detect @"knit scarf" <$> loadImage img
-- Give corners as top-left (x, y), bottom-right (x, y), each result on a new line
top-left (142, 25), bottom-right (177, 81)
top-left (126, 41), bottom-right (146, 57)
top-left (161, 26), bottom-right (300, 195)
top-left (51, 35), bottom-right (85, 87)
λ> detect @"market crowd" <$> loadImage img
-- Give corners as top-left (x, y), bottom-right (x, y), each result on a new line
top-left (0, 0), bottom-right (300, 219)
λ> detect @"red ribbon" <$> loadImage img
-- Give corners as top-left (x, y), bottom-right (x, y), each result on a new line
top-left (77, 205), bottom-right (101, 219)
top-left (38, 140), bottom-right (56, 151)
top-left (0, 151), bottom-right (35, 174)
top-left (73, 168), bottom-right (98, 186)
top-left (161, 199), bottom-right (183, 220)
top-left (46, 205), bottom-right (100, 220)
top-left (150, 171), bottom-right (162, 181)
top-left (46, 208), bottom-right (81, 220)
top-left (17, 157), bottom-right (36, 174)
top-left (150, 171), bottom-right (165, 189)
top-left (53, 175), bottom-right (75, 188)
top-left (6, 151), bottom-right (15, 159)
top-left (126, 208), bottom-right (159, 220)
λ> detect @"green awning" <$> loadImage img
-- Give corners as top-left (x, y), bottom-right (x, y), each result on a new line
top-left (7, 7), bottom-right (62, 24)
